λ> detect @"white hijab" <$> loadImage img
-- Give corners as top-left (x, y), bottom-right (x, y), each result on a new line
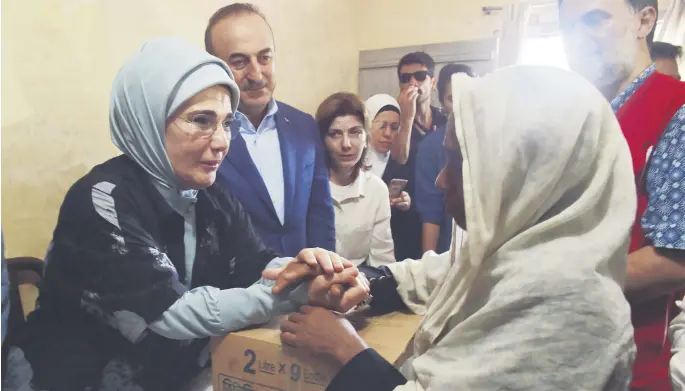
top-left (365, 94), bottom-right (401, 177)
top-left (395, 65), bottom-right (637, 390)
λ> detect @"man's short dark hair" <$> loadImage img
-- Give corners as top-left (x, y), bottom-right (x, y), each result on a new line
top-left (204, 3), bottom-right (274, 55)
top-left (559, 0), bottom-right (658, 44)
top-left (397, 52), bottom-right (436, 80)
top-left (650, 41), bottom-right (683, 60)
top-left (437, 64), bottom-right (475, 104)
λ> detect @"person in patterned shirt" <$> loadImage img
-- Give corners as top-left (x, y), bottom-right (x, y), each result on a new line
top-left (560, 0), bottom-right (685, 389)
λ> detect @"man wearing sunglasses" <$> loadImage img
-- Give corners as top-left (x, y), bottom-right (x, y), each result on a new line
top-left (383, 52), bottom-right (448, 261)
top-left (392, 52), bottom-right (446, 166)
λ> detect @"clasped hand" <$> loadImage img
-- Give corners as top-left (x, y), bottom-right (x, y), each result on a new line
top-left (262, 247), bottom-right (370, 367)
top-left (261, 247), bottom-right (370, 313)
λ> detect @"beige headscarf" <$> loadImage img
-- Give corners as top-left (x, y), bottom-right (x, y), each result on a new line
top-left (391, 65), bottom-right (637, 390)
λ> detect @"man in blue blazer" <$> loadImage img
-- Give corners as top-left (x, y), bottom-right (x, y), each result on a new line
top-left (205, 3), bottom-right (335, 257)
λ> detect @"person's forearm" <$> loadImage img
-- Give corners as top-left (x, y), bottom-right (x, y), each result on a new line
top-left (150, 257), bottom-right (304, 340)
top-left (149, 283), bottom-right (307, 340)
top-left (421, 223), bottom-right (440, 253)
top-left (625, 246), bottom-right (685, 302)
top-left (390, 120), bottom-right (413, 165)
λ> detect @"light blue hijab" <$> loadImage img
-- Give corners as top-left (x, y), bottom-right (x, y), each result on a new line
top-left (109, 36), bottom-right (240, 194)
top-left (108, 37), bottom-right (240, 285)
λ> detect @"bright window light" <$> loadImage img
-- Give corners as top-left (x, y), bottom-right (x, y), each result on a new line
top-left (519, 35), bottom-right (569, 69)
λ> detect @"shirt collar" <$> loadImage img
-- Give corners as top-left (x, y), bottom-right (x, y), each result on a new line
top-left (330, 170), bottom-right (368, 203)
top-left (413, 106), bottom-right (447, 134)
top-left (153, 182), bottom-right (197, 216)
top-left (235, 99), bottom-right (279, 130)
top-left (611, 64), bottom-right (656, 112)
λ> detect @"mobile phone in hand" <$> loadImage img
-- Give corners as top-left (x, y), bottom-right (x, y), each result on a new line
top-left (388, 179), bottom-right (408, 198)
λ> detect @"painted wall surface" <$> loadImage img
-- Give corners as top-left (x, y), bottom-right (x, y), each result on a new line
top-left (4, 0), bottom-right (673, 257)
top-left (354, 0), bottom-right (507, 51)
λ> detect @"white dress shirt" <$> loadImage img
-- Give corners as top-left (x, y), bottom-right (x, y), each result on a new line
top-left (235, 100), bottom-right (285, 224)
top-left (330, 169), bottom-right (394, 267)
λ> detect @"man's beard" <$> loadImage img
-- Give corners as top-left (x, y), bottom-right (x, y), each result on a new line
top-left (579, 55), bottom-right (633, 95)
top-left (567, 31), bottom-right (638, 97)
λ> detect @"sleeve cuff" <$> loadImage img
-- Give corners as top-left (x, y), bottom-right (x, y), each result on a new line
top-left (327, 348), bottom-right (406, 391)
top-left (368, 273), bottom-right (407, 315)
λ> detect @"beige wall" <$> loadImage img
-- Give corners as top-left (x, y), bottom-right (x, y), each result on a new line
top-left (5, 0), bottom-right (669, 257)
top-left (355, 0), bottom-right (507, 51)
top-left (1, 0), bottom-right (359, 258)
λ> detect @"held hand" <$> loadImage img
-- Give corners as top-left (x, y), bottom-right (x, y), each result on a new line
top-left (390, 191), bottom-right (411, 211)
top-left (294, 248), bottom-right (353, 274)
top-left (263, 262), bottom-right (370, 311)
top-left (398, 86), bottom-right (418, 124)
top-left (281, 306), bottom-right (368, 367)
top-left (308, 269), bottom-right (370, 313)
top-left (262, 249), bottom-right (354, 294)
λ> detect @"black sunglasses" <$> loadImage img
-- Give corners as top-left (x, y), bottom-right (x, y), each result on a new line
top-left (399, 70), bottom-right (431, 83)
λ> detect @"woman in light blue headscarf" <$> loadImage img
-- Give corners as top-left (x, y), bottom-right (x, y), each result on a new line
top-left (4, 37), bottom-right (366, 391)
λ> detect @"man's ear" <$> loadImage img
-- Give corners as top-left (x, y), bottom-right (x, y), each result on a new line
top-left (636, 6), bottom-right (657, 41)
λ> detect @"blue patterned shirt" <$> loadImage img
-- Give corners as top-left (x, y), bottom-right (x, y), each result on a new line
top-left (613, 64), bottom-right (685, 249)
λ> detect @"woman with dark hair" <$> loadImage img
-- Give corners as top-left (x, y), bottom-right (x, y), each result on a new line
top-left (315, 93), bottom-right (397, 268)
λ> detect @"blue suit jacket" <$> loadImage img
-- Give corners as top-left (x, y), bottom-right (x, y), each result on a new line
top-left (216, 101), bottom-right (335, 257)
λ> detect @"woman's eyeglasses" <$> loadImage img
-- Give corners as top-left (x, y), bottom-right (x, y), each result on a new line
top-left (177, 113), bottom-right (238, 140)
top-left (399, 70), bottom-right (431, 83)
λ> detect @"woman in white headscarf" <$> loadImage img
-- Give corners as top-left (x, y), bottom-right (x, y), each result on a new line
top-left (274, 65), bottom-right (637, 390)
top-left (4, 37), bottom-right (366, 391)
top-left (365, 94), bottom-right (401, 178)
top-left (365, 94), bottom-right (411, 212)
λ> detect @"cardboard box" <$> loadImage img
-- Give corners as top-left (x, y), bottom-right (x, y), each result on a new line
top-left (211, 311), bottom-right (422, 391)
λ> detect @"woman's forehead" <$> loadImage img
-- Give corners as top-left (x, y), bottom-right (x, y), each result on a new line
top-left (330, 114), bottom-right (364, 130)
top-left (375, 110), bottom-right (399, 121)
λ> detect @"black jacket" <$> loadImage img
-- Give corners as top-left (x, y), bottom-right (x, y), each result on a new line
top-left (14, 155), bottom-right (279, 390)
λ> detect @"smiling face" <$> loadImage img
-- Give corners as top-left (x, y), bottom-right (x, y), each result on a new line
top-left (165, 85), bottom-right (233, 189)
